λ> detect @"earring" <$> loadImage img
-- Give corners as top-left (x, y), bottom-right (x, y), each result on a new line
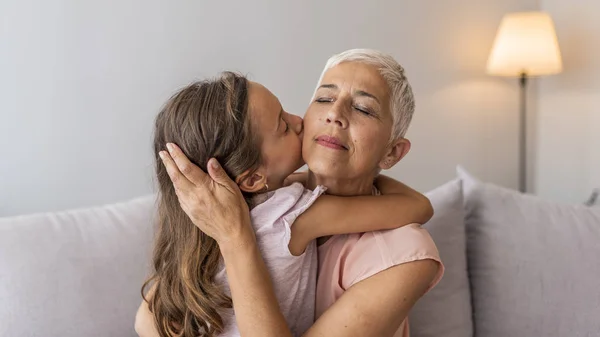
top-left (263, 183), bottom-right (269, 192)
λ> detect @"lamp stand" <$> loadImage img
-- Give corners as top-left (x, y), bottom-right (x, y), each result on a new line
top-left (519, 72), bottom-right (528, 193)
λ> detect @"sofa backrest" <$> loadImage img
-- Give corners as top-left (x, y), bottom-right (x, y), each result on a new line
top-left (459, 168), bottom-right (600, 337)
top-left (0, 195), bottom-right (156, 337)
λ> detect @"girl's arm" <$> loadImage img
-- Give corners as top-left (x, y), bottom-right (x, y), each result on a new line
top-left (135, 285), bottom-right (160, 337)
top-left (289, 174), bottom-right (433, 255)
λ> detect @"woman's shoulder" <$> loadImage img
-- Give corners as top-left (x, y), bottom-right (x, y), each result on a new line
top-left (375, 223), bottom-right (440, 257)
top-left (331, 224), bottom-right (443, 290)
top-left (327, 224), bottom-right (440, 262)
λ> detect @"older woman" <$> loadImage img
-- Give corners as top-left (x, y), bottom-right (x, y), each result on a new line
top-left (138, 49), bottom-right (442, 336)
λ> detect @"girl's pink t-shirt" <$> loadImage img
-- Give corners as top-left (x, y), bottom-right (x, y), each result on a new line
top-left (316, 223), bottom-right (444, 337)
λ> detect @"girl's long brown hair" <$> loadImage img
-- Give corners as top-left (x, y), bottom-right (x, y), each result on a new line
top-left (142, 72), bottom-right (262, 336)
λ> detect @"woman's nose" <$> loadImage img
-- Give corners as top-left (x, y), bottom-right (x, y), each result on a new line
top-left (325, 102), bottom-right (348, 129)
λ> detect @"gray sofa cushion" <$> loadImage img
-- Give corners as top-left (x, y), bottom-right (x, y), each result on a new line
top-left (459, 168), bottom-right (600, 337)
top-left (410, 179), bottom-right (473, 337)
top-left (0, 195), bottom-right (156, 337)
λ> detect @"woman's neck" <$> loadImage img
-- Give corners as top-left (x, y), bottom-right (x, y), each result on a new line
top-left (306, 171), bottom-right (374, 196)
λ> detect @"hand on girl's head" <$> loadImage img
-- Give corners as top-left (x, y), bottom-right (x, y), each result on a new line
top-left (159, 143), bottom-right (209, 190)
top-left (158, 142), bottom-right (253, 243)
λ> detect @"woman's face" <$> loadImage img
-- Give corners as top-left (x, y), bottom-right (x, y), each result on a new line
top-left (302, 62), bottom-right (397, 181)
top-left (248, 81), bottom-right (304, 189)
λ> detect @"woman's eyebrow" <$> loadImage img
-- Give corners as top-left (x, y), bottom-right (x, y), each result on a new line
top-left (354, 90), bottom-right (380, 104)
top-left (319, 84), bottom-right (380, 104)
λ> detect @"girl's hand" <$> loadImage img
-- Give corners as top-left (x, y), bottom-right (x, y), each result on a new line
top-left (283, 171), bottom-right (309, 187)
top-left (159, 143), bottom-right (254, 246)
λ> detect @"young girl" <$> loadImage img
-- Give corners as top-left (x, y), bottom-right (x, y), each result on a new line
top-left (139, 71), bottom-right (433, 337)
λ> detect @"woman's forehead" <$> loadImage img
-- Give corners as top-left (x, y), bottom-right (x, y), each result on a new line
top-left (320, 62), bottom-right (389, 100)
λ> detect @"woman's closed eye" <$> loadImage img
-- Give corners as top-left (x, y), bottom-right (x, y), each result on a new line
top-left (316, 96), bottom-right (374, 116)
top-left (353, 105), bottom-right (374, 116)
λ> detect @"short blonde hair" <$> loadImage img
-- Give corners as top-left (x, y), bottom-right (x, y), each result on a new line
top-left (313, 49), bottom-right (415, 140)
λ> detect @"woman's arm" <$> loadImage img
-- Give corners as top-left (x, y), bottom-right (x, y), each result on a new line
top-left (289, 175), bottom-right (433, 255)
top-left (227, 241), bottom-right (438, 337)
top-left (307, 260), bottom-right (439, 337)
top-left (224, 241), bottom-right (439, 337)
top-left (220, 232), bottom-right (294, 337)
top-left (158, 144), bottom-right (438, 337)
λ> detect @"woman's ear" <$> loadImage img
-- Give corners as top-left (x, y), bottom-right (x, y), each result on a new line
top-left (235, 169), bottom-right (268, 193)
top-left (379, 138), bottom-right (411, 170)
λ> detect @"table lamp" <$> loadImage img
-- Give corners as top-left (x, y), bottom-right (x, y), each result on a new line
top-left (486, 11), bottom-right (563, 193)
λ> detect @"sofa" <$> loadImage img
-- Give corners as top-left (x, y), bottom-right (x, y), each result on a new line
top-left (1, 168), bottom-right (599, 337)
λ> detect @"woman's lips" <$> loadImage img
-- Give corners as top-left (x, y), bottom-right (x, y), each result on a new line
top-left (315, 135), bottom-right (348, 150)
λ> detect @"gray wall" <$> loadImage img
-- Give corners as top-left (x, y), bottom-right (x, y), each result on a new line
top-left (0, 0), bottom-right (538, 216)
top-left (536, 0), bottom-right (600, 203)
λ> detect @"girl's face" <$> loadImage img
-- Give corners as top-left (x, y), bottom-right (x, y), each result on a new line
top-left (247, 81), bottom-right (304, 190)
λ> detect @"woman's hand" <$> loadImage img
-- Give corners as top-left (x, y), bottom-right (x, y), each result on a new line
top-left (159, 143), bottom-right (254, 246)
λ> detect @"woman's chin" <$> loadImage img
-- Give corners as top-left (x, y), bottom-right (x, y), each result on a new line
top-left (305, 160), bottom-right (341, 179)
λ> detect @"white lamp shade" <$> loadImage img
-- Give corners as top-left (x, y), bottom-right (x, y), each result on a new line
top-left (487, 11), bottom-right (563, 77)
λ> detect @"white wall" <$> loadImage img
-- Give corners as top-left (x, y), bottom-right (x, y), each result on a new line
top-left (0, 0), bottom-right (538, 216)
top-left (536, 0), bottom-right (600, 203)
